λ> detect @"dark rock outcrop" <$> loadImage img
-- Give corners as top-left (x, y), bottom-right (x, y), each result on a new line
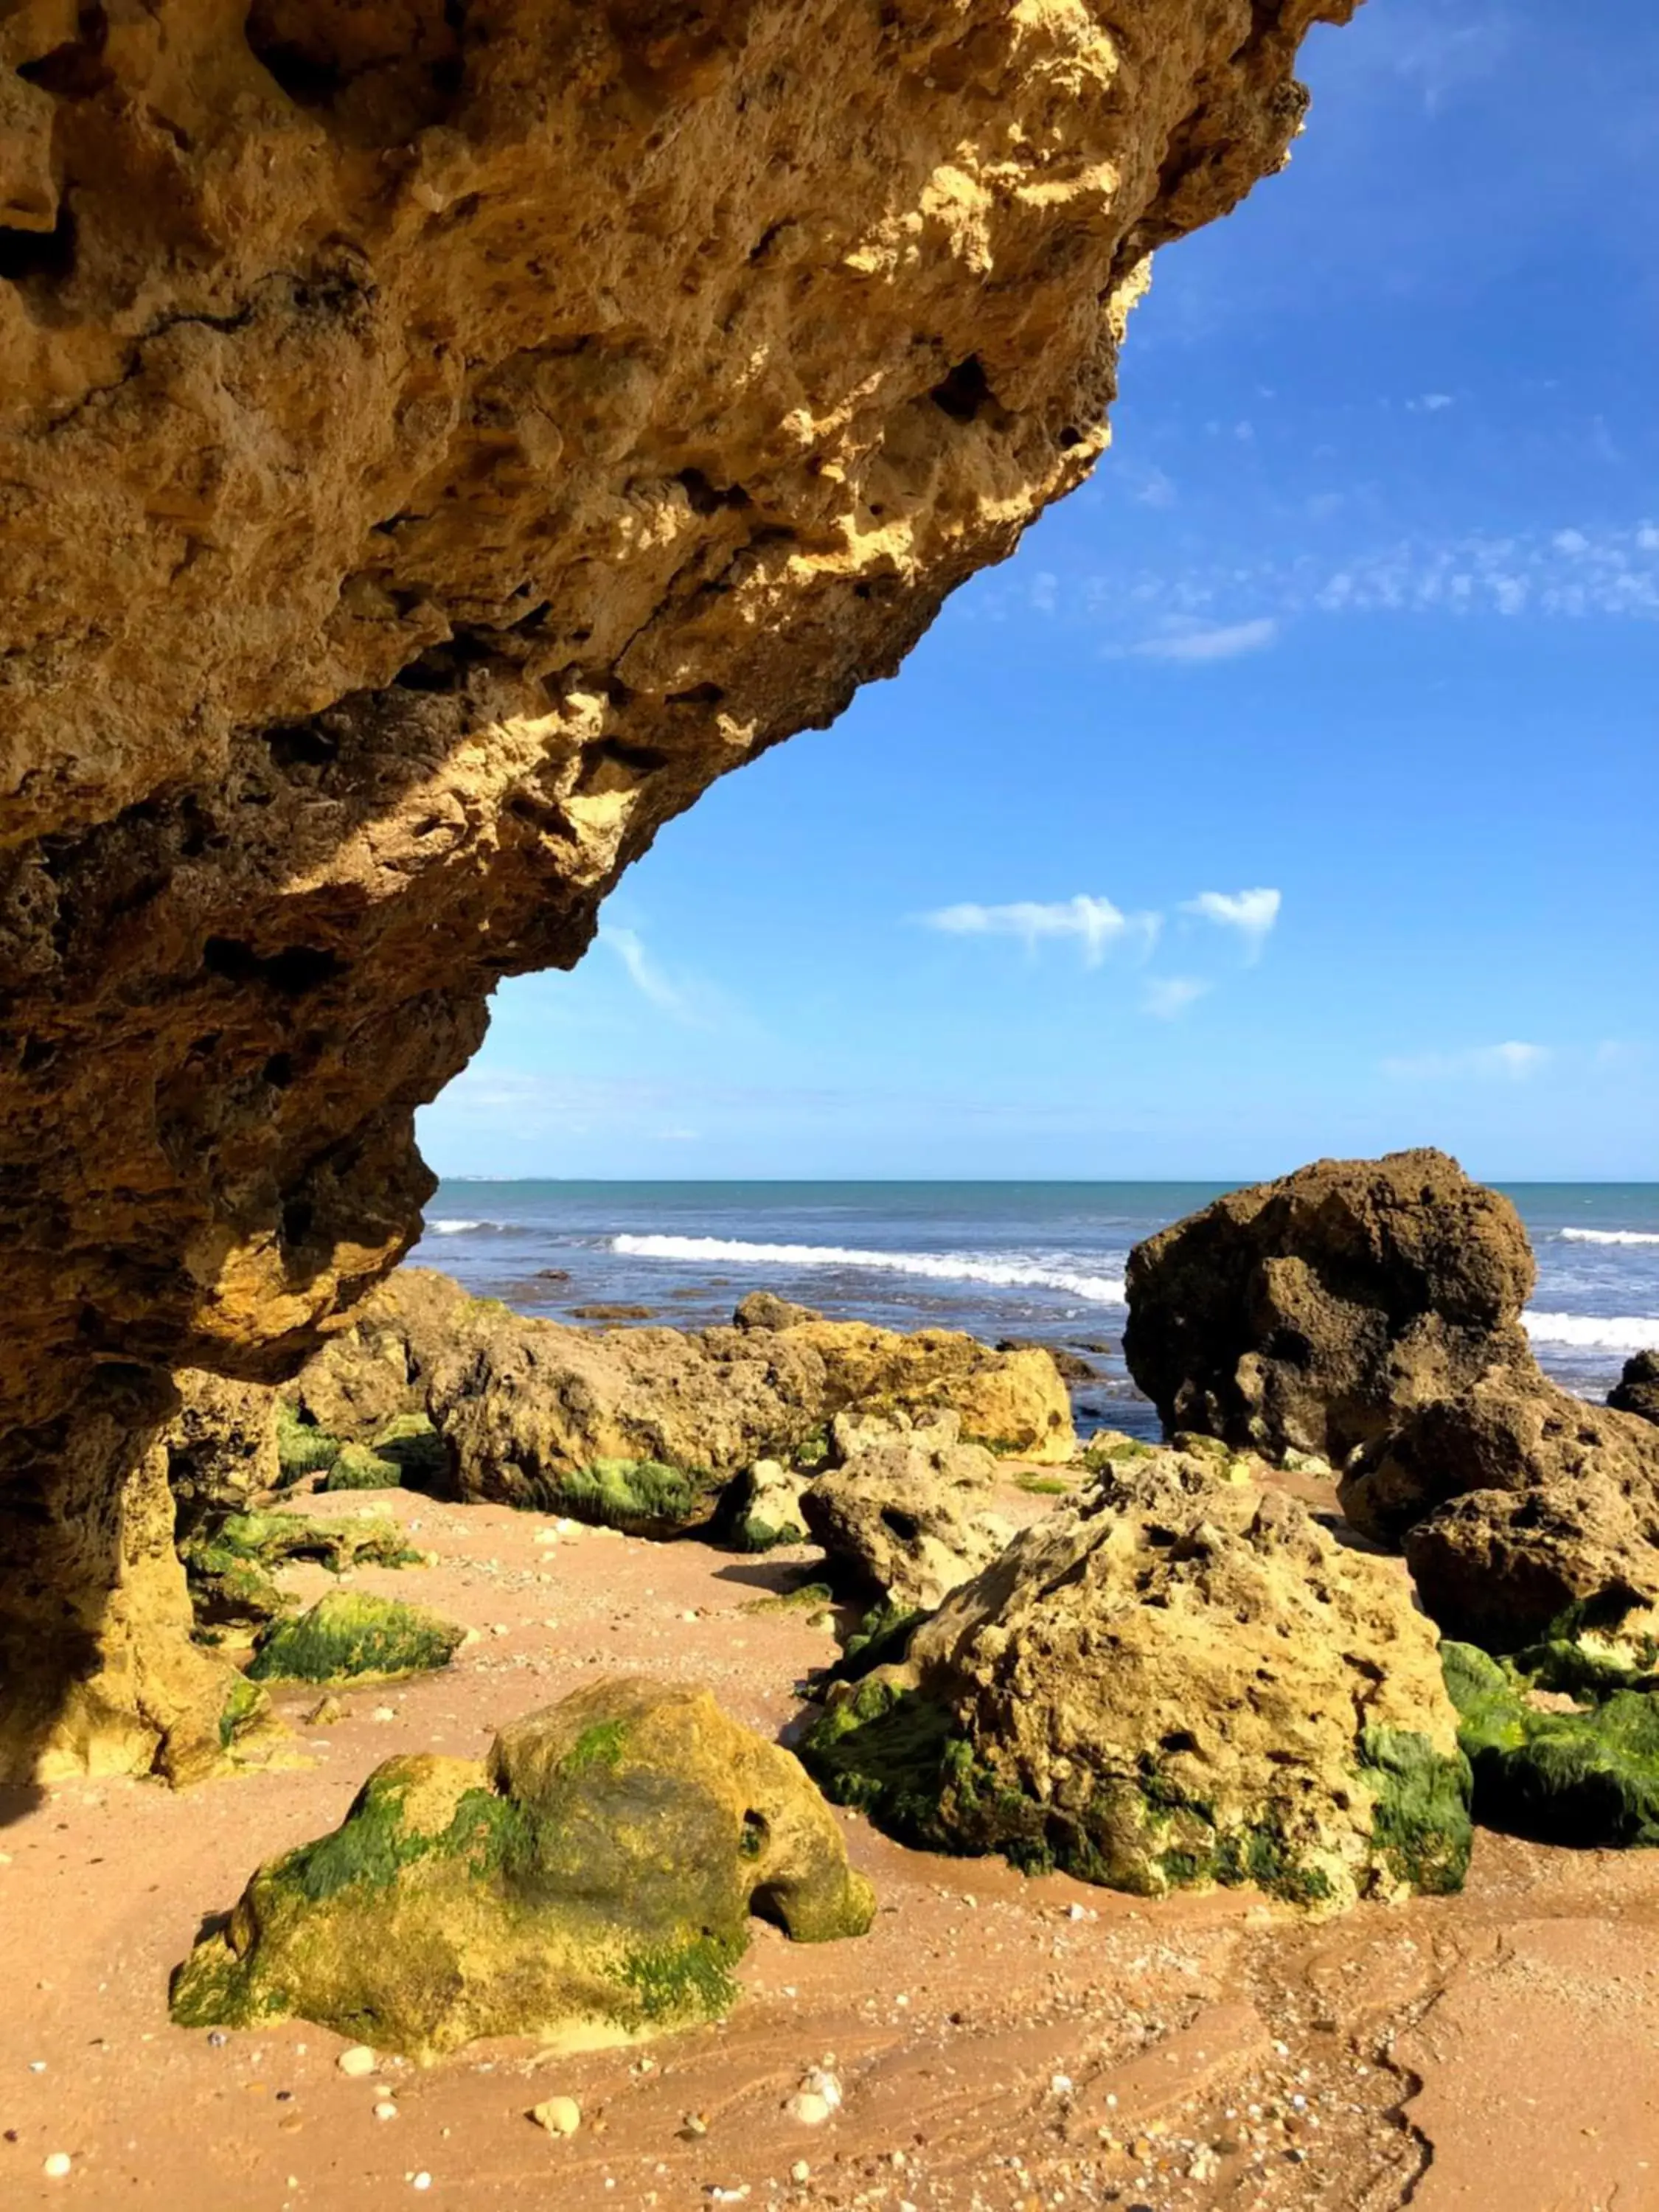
top-left (1339, 1377), bottom-right (1659, 1652)
top-left (1123, 1149), bottom-right (1536, 1461)
top-left (1612, 1352), bottom-right (1659, 1428)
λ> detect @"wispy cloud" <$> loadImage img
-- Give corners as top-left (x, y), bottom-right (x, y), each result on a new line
top-left (1127, 616), bottom-right (1280, 664)
top-left (922, 895), bottom-right (1159, 967)
top-left (1143, 975), bottom-right (1211, 1021)
top-left (1382, 1041), bottom-right (1552, 1082)
top-left (1182, 887), bottom-right (1282, 961)
top-left (598, 924), bottom-right (737, 1032)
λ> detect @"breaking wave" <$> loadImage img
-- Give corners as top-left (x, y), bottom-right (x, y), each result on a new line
top-left (1523, 1310), bottom-right (1659, 1352)
top-left (1559, 1228), bottom-right (1659, 1247)
top-left (610, 1234), bottom-right (1127, 1306)
top-left (429, 1218), bottom-right (487, 1234)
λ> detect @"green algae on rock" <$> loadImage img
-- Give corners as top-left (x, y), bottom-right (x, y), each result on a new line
top-left (1443, 1641), bottom-right (1659, 1848)
top-left (246, 1591), bottom-right (465, 1685)
top-left (170, 1678), bottom-right (875, 2058)
top-left (184, 1512), bottom-right (425, 1632)
top-left (803, 1450), bottom-right (1471, 1910)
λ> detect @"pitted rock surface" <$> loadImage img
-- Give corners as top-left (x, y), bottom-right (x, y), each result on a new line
top-left (1123, 1148), bottom-right (1535, 1461)
top-left (0, 0), bottom-right (1359, 1778)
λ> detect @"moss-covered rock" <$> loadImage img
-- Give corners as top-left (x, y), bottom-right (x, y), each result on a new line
top-left (802, 1450), bottom-right (1471, 1910)
top-left (170, 1677), bottom-right (875, 2057)
top-left (321, 1415), bottom-right (448, 1493)
top-left (275, 1402), bottom-right (343, 1486)
top-left (543, 1457), bottom-right (704, 1534)
top-left (713, 1458), bottom-right (810, 1553)
top-left (246, 1591), bottom-right (465, 1683)
top-left (183, 1511), bottom-right (424, 1630)
top-left (1443, 1640), bottom-right (1659, 1848)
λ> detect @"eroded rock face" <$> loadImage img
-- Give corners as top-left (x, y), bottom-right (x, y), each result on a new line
top-left (800, 1408), bottom-right (1012, 1611)
top-left (171, 1677), bottom-right (874, 2056)
top-left (1123, 1149), bottom-right (1535, 1461)
top-left (804, 1446), bottom-right (1471, 1908)
top-left (424, 1291), bottom-right (1074, 1522)
top-left (0, 0), bottom-right (1359, 1778)
top-left (1340, 1377), bottom-right (1659, 1652)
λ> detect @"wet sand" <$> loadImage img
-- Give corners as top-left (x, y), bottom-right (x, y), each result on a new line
top-left (5, 1479), bottom-right (1659, 2211)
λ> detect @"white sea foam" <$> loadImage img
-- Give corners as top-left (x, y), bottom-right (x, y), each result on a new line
top-left (611, 1233), bottom-right (1127, 1306)
top-left (430, 1218), bottom-right (487, 1234)
top-left (1559, 1228), bottom-right (1659, 1247)
top-left (1523, 1310), bottom-right (1659, 1352)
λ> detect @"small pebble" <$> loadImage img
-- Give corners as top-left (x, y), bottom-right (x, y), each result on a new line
top-left (411, 2174), bottom-right (432, 2192)
top-left (375, 2101), bottom-right (400, 2121)
top-left (790, 2161), bottom-right (810, 2183)
top-left (337, 2045), bottom-right (378, 2077)
top-left (207, 2031), bottom-right (228, 2048)
top-left (44, 2153), bottom-right (72, 2179)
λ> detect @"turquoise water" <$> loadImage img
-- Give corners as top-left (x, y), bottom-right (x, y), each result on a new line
top-left (412, 1180), bottom-right (1659, 1441)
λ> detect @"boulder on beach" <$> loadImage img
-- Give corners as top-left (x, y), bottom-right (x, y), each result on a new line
top-left (410, 1288), bottom-right (1072, 1529)
top-left (1612, 1352), bottom-right (1659, 1428)
top-left (1444, 1641), bottom-right (1659, 1849)
top-left (170, 1678), bottom-right (875, 2058)
top-left (1340, 1376), bottom-right (1659, 1652)
top-left (1123, 1149), bottom-right (1535, 1461)
top-left (245, 1590), bottom-right (466, 1684)
top-left (803, 1449), bottom-right (1470, 1910)
top-left (800, 1409), bottom-right (1012, 1613)
top-left (183, 1512), bottom-right (424, 1631)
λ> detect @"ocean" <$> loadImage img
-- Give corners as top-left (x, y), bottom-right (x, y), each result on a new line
top-left (411, 1180), bottom-right (1659, 1445)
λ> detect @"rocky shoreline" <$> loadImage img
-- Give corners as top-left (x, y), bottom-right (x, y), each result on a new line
top-left (7, 1148), bottom-right (1659, 2205)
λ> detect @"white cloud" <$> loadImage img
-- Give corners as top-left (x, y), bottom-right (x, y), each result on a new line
top-left (1382, 1042), bottom-right (1553, 1083)
top-left (1028, 570), bottom-right (1057, 615)
top-left (1143, 975), bottom-right (1211, 1021)
top-left (1133, 466), bottom-right (1177, 509)
top-left (1182, 887), bottom-right (1282, 959)
top-left (922, 894), bottom-right (1159, 967)
top-left (1130, 617), bottom-right (1280, 664)
top-left (598, 925), bottom-right (734, 1030)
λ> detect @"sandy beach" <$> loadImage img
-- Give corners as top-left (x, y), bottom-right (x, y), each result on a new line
top-left (7, 1467), bottom-right (1659, 2212)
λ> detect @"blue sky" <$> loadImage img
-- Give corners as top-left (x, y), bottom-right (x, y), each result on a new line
top-left (420, 0), bottom-right (1659, 1183)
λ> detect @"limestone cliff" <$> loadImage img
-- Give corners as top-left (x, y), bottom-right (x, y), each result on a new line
top-left (0, 0), bottom-right (1358, 1780)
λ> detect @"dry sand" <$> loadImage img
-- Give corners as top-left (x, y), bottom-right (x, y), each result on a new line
top-left (5, 1476), bottom-right (1659, 2211)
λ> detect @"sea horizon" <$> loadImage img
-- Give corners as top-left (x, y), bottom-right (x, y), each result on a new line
top-left (412, 1175), bottom-right (1659, 1441)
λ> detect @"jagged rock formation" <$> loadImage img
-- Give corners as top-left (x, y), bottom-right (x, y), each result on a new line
top-left (0, 0), bottom-right (1360, 1780)
top-left (1341, 1378), bottom-right (1659, 1652)
top-left (171, 1677), bottom-right (874, 2056)
top-left (799, 1407), bottom-right (1012, 1611)
top-left (804, 1444), bottom-right (1471, 1908)
top-left (423, 1282), bottom-right (1074, 1520)
top-left (1124, 1149), bottom-right (1536, 1461)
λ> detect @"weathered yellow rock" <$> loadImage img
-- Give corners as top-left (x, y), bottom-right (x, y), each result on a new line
top-left (171, 1677), bottom-right (875, 2058)
top-left (0, 0), bottom-right (1360, 1777)
top-left (424, 1288), bottom-right (1074, 1523)
top-left (806, 1447), bottom-right (1470, 1910)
